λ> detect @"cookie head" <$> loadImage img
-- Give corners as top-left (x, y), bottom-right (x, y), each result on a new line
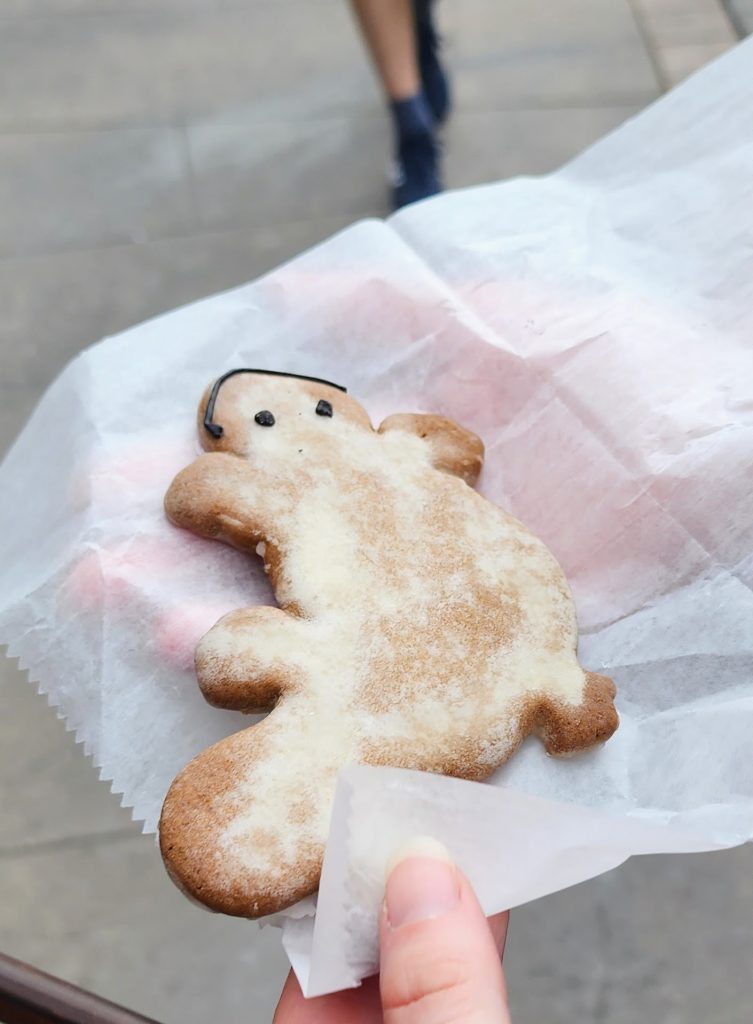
top-left (198, 369), bottom-right (372, 459)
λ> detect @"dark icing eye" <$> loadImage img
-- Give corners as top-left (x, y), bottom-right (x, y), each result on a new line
top-left (316, 399), bottom-right (333, 417)
top-left (254, 410), bottom-right (275, 427)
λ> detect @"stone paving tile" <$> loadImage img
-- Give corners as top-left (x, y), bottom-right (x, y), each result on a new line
top-left (0, 829), bottom-right (288, 1024)
top-left (443, 105), bottom-right (640, 187)
top-left (0, 657), bottom-right (132, 850)
top-left (632, 0), bottom-right (739, 88)
top-left (0, 5), bottom-right (377, 132)
top-left (0, 214), bottom-right (355, 463)
top-left (1, 0), bottom-right (336, 13)
top-left (658, 39), bottom-right (735, 84)
top-left (0, 14), bottom-right (171, 130)
top-left (441, 0), bottom-right (660, 108)
top-left (186, 115), bottom-right (389, 232)
top-left (632, 0), bottom-right (738, 46)
top-left (0, 129), bottom-right (195, 260)
top-left (508, 847), bottom-right (753, 1023)
top-left (1, 0), bottom-right (221, 14)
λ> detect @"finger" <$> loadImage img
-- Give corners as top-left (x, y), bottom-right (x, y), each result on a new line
top-left (273, 968), bottom-right (382, 1024)
top-left (379, 837), bottom-right (511, 1024)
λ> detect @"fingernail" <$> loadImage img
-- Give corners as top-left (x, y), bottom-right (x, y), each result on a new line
top-left (384, 837), bottom-right (459, 928)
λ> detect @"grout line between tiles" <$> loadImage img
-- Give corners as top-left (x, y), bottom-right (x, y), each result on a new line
top-left (0, 97), bottom-right (656, 137)
top-left (0, 826), bottom-right (142, 861)
top-left (176, 119), bottom-right (204, 237)
top-left (625, 0), bottom-right (671, 92)
top-left (0, 212), bottom-right (356, 267)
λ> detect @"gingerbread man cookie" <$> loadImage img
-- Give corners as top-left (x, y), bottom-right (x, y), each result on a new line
top-left (159, 369), bottom-right (618, 917)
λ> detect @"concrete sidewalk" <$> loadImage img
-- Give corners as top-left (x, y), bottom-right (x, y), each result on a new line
top-left (1, 2), bottom-right (750, 1022)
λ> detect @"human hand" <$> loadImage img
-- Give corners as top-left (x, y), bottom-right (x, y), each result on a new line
top-left (273, 837), bottom-right (511, 1023)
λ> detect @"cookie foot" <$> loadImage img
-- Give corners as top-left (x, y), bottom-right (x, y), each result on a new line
top-left (537, 671), bottom-right (618, 756)
top-left (160, 706), bottom-right (339, 918)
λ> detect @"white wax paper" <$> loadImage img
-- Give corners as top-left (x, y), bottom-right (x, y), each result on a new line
top-left (2, 39), bottom-right (753, 998)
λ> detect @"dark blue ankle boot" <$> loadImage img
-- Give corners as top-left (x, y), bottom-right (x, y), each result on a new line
top-left (390, 93), bottom-right (441, 210)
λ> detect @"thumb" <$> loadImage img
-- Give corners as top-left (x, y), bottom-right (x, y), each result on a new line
top-left (379, 838), bottom-right (511, 1024)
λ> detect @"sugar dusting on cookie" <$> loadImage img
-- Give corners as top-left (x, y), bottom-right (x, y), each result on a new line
top-left (159, 372), bottom-right (618, 918)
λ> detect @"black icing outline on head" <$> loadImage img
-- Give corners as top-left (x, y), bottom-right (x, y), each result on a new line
top-left (203, 368), bottom-right (347, 438)
top-left (315, 399), bottom-right (333, 418)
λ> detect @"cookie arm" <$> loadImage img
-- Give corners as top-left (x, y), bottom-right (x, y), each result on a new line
top-left (379, 413), bottom-right (484, 486)
top-left (165, 452), bottom-right (268, 552)
top-left (195, 606), bottom-right (307, 712)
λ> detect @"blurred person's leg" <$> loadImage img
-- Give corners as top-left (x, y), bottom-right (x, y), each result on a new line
top-left (350, 0), bottom-right (421, 100)
top-left (350, 0), bottom-right (446, 209)
top-left (414, 0), bottom-right (450, 125)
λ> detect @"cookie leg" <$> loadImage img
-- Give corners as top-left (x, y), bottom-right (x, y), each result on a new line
top-left (195, 605), bottom-right (307, 712)
top-left (536, 671), bottom-right (618, 756)
top-left (160, 701), bottom-right (343, 918)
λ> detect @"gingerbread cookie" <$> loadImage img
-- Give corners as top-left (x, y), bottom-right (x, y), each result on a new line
top-left (159, 369), bottom-right (618, 917)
